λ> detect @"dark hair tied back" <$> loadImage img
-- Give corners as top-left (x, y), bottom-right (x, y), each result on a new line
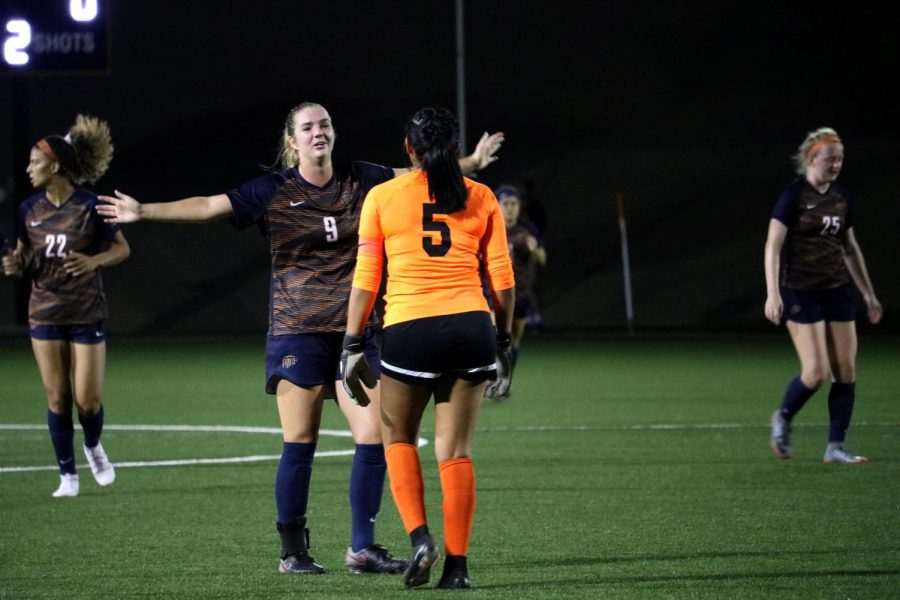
top-left (405, 107), bottom-right (468, 214)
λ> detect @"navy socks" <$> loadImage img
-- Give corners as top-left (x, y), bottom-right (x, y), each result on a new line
top-left (48, 410), bottom-right (76, 475)
top-left (78, 405), bottom-right (104, 449)
top-left (349, 443), bottom-right (386, 552)
top-left (779, 376), bottom-right (818, 421)
top-left (827, 382), bottom-right (856, 443)
top-left (275, 442), bottom-right (316, 526)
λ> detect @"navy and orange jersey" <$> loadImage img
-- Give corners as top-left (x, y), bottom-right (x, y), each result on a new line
top-left (507, 220), bottom-right (542, 295)
top-left (15, 188), bottom-right (119, 326)
top-left (227, 161), bottom-right (393, 335)
top-left (353, 170), bottom-right (515, 328)
top-left (772, 179), bottom-right (854, 291)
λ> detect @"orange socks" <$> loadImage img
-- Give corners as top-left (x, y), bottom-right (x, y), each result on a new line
top-left (386, 444), bottom-right (476, 557)
top-left (439, 457), bottom-right (475, 557)
top-left (385, 442), bottom-right (427, 534)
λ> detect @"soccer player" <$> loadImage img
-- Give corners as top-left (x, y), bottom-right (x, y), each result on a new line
top-left (484, 185), bottom-right (546, 401)
top-left (764, 127), bottom-right (882, 464)
top-left (96, 102), bottom-right (503, 574)
top-left (342, 107), bottom-right (515, 589)
top-left (2, 115), bottom-right (129, 497)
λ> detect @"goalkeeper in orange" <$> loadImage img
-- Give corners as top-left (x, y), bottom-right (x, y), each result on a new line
top-left (342, 107), bottom-right (514, 589)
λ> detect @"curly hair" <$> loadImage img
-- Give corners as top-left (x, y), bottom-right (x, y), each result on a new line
top-left (404, 107), bottom-right (467, 213)
top-left (792, 127), bottom-right (841, 176)
top-left (37, 114), bottom-right (114, 185)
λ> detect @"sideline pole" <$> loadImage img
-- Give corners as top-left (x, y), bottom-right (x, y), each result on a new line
top-left (455, 0), bottom-right (467, 153)
top-left (617, 193), bottom-right (635, 334)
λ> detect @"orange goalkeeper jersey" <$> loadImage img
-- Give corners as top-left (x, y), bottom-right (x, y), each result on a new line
top-left (353, 170), bottom-right (514, 327)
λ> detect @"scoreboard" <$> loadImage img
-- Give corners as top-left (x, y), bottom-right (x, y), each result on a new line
top-left (1, 0), bottom-right (109, 74)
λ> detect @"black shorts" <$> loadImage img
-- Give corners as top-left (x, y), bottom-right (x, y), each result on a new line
top-left (265, 328), bottom-right (380, 395)
top-left (381, 311), bottom-right (496, 387)
top-left (781, 284), bottom-right (856, 324)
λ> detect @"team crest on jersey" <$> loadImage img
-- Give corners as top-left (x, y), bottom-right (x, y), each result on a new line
top-left (282, 355), bottom-right (298, 369)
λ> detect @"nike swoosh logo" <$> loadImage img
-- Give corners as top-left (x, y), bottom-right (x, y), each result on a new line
top-left (60, 458), bottom-right (73, 464)
top-left (290, 200), bottom-right (306, 207)
top-left (95, 331), bottom-right (104, 337)
top-left (31, 220), bottom-right (42, 227)
top-left (806, 204), bottom-right (816, 209)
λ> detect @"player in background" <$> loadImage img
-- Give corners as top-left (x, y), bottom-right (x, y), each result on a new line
top-left (96, 102), bottom-right (503, 574)
top-left (342, 107), bottom-right (515, 589)
top-left (764, 127), bottom-right (882, 464)
top-left (2, 115), bottom-right (128, 497)
top-left (484, 185), bottom-right (546, 401)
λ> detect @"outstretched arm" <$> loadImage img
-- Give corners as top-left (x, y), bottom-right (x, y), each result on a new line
top-left (96, 190), bottom-right (234, 224)
top-left (391, 131), bottom-right (506, 178)
top-left (843, 227), bottom-right (882, 324)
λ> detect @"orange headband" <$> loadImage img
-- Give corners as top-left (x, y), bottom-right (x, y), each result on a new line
top-left (806, 134), bottom-right (841, 160)
top-left (36, 139), bottom-right (59, 163)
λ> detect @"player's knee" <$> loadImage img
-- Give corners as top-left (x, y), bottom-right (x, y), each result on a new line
top-left (800, 366), bottom-right (829, 389)
top-left (45, 389), bottom-right (73, 412)
top-left (831, 363), bottom-right (856, 383)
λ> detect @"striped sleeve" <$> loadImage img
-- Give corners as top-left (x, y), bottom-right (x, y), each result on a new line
top-left (481, 192), bottom-right (515, 292)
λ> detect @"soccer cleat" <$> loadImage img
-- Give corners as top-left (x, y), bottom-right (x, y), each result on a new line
top-left (279, 553), bottom-right (325, 574)
top-left (403, 538), bottom-right (439, 588)
top-left (345, 544), bottom-right (409, 574)
top-left (769, 410), bottom-right (792, 459)
top-left (52, 473), bottom-right (79, 498)
top-left (84, 442), bottom-right (116, 486)
top-left (436, 568), bottom-right (471, 589)
top-left (823, 445), bottom-right (868, 464)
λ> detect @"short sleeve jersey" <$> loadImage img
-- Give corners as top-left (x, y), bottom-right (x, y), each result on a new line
top-left (227, 161), bottom-right (393, 335)
top-left (16, 188), bottom-right (120, 326)
top-left (507, 221), bottom-right (542, 295)
top-left (771, 179), bottom-right (853, 290)
top-left (353, 171), bottom-right (515, 327)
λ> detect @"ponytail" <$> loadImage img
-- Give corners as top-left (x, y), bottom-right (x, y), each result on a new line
top-left (405, 107), bottom-right (467, 213)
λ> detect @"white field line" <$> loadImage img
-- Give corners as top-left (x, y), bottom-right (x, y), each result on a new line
top-left (0, 424), bottom-right (428, 474)
top-left (0, 421), bottom-right (895, 474)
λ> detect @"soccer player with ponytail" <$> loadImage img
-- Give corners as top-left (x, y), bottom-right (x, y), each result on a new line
top-left (765, 127), bottom-right (882, 464)
top-left (2, 115), bottom-right (129, 497)
top-left (343, 107), bottom-right (515, 589)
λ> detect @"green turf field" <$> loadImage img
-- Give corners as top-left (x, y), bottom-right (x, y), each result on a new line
top-left (1, 333), bottom-right (898, 599)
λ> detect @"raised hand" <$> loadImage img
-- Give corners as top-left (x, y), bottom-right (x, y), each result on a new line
top-left (96, 190), bottom-right (142, 223)
top-left (471, 131), bottom-right (505, 170)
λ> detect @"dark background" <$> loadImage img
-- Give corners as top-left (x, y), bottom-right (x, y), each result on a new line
top-left (2, 1), bottom-right (898, 335)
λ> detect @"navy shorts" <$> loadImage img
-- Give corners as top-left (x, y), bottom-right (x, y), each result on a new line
top-left (30, 321), bottom-right (106, 345)
top-left (513, 292), bottom-right (534, 320)
top-left (781, 284), bottom-right (856, 324)
top-left (265, 329), bottom-right (380, 395)
top-left (381, 311), bottom-right (497, 388)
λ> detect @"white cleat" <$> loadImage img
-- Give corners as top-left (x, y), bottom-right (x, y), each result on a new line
top-left (52, 473), bottom-right (80, 498)
top-left (823, 444), bottom-right (868, 464)
top-left (84, 442), bottom-right (116, 486)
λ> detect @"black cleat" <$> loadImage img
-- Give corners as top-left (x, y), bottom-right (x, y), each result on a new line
top-left (279, 552), bottom-right (325, 574)
top-left (345, 544), bottom-right (409, 574)
top-left (404, 539), bottom-right (439, 587)
top-left (436, 568), bottom-right (471, 589)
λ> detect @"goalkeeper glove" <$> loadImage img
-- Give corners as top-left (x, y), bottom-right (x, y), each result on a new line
top-left (485, 330), bottom-right (513, 399)
top-left (340, 333), bottom-right (376, 407)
